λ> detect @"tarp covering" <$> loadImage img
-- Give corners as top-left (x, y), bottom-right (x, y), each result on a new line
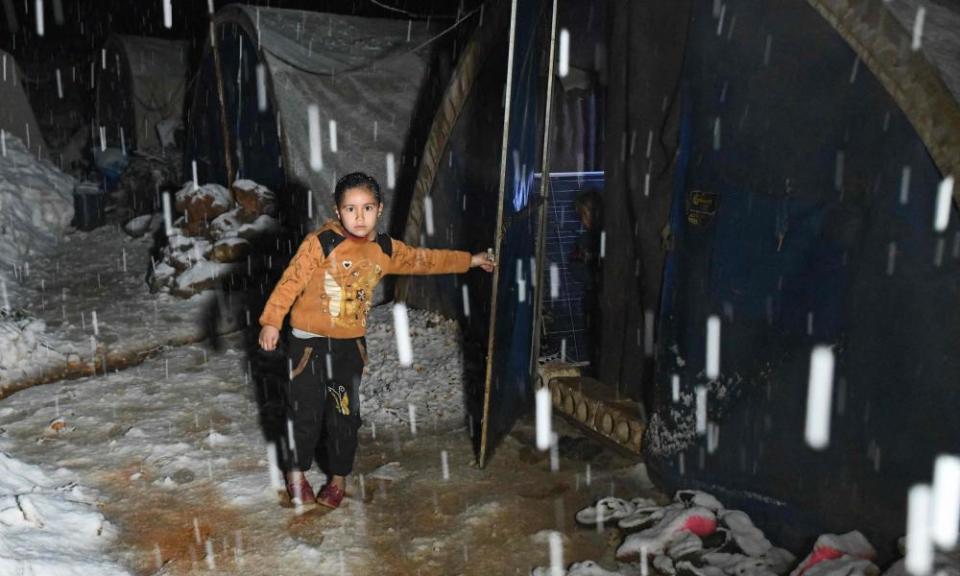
top-left (886, 0), bottom-right (960, 103)
top-left (393, 0), bottom-right (511, 454)
top-left (477, 0), bottom-right (555, 465)
top-left (643, 0), bottom-right (960, 558)
top-left (804, 0), bottom-right (960, 180)
top-left (96, 35), bottom-right (188, 153)
top-left (185, 5), bottom-right (436, 228)
top-left (398, 4), bottom-right (509, 323)
top-left (0, 49), bottom-right (45, 157)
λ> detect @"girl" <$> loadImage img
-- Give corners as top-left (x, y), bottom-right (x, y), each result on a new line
top-left (258, 172), bottom-right (495, 509)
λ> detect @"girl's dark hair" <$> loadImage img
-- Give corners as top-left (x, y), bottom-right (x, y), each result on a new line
top-left (334, 172), bottom-right (382, 206)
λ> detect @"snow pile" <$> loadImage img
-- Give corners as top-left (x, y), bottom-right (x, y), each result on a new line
top-left (0, 308), bottom-right (58, 375)
top-left (0, 451), bottom-right (129, 575)
top-left (149, 179), bottom-right (280, 297)
top-left (0, 133), bottom-right (73, 381)
top-left (0, 133), bottom-right (74, 269)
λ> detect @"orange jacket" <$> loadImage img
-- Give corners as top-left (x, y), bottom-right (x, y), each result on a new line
top-left (259, 219), bottom-right (471, 338)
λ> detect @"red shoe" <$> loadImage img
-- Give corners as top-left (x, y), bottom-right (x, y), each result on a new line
top-left (286, 477), bottom-right (316, 507)
top-left (317, 483), bottom-right (345, 509)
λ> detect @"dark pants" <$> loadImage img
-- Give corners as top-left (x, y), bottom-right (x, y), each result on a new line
top-left (284, 333), bottom-right (366, 476)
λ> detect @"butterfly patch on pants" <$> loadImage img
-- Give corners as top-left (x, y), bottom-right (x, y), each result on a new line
top-left (328, 385), bottom-right (350, 416)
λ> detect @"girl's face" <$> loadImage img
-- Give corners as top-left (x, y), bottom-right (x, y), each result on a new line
top-left (336, 186), bottom-right (382, 238)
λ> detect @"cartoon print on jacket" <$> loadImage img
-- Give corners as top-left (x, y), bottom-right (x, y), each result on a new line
top-left (324, 257), bottom-right (384, 328)
top-left (259, 219), bottom-right (471, 339)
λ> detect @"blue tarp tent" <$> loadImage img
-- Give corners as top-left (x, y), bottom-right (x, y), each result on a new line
top-left (639, 0), bottom-right (960, 558)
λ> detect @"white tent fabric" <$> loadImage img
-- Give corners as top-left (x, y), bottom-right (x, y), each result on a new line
top-left (204, 5), bottom-right (434, 225)
top-left (0, 49), bottom-right (45, 157)
top-left (96, 35), bottom-right (188, 153)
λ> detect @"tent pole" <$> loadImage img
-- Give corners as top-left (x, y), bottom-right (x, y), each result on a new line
top-left (528, 0), bottom-right (560, 391)
top-left (478, 0), bottom-right (522, 469)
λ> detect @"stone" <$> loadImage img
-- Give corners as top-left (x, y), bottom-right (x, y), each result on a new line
top-left (175, 183), bottom-right (233, 235)
top-left (210, 208), bottom-right (243, 240)
top-left (209, 238), bottom-right (250, 263)
top-left (231, 179), bottom-right (276, 222)
top-left (172, 468), bottom-right (196, 484)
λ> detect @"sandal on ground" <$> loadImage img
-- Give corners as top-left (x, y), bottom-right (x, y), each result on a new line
top-left (618, 501), bottom-right (676, 530)
top-left (575, 497), bottom-right (635, 525)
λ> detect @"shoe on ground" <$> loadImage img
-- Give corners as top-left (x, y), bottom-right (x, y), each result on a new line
top-left (286, 477), bottom-right (316, 507)
top-left (317, 482), bottom-right (345, 509)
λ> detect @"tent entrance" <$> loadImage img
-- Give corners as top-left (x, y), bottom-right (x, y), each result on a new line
top-left (476, 0), bottom-right (558, 467)
top-left (537, 171), bottom-right (605, 368)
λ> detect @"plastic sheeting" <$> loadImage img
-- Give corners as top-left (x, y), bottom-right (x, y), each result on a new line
top-left (0, 49), bottom-right (45, 157)
top-left (185, 5), bottom-right (435, 228)
top-left (96, 35), bottom-right (188, 153)
top-left (644, 0), bottom-right (960, 559)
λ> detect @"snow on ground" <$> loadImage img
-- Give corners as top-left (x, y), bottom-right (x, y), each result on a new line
top-left (0, 327), bottom-right (651, 574)
top-left (0, 448), bottom-right (129, 575)
top-left (0, 221), bottom-right (240, 388)
top-left (0, 133), bottom-right (230, 389)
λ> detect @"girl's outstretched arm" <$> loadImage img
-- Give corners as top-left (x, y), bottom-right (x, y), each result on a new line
top-left (387, 238), bottom-right (472, 275)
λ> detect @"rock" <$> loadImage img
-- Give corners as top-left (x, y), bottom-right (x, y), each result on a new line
top-left (171, 260), bottom-right (236, 297)
top-left (231, 179), bottom-right (276, 221)
top-left (237, 214), bottom-right (281, 240)
top-left (209, 238), bottom-right (250, 263)
top-left (123, 214), bottom-right (154, 238)
top-left (210, 208), bottom-right (243, 240)
top-left (166, 249), bottom-right (193, 272)
top-left (174, 183), bottom-right (233, 235)
top-left (181, 217), bottom-right (209, 238)
top-left (172, 468), bottom-right (195, 484)
top-left (148, 261), bottom-right (176, 293)
top-left (166, 235), bottom-right (211, 271)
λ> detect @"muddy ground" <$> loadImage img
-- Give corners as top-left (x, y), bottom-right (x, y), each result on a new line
top-left (0, 333), bottom-right (663, 575)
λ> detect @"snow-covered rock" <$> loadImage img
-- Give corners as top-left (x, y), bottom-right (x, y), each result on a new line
top-left (173, 260), bottom-right (236, 296)
top-left (174, 182), bottom-right (232, 236)
top-left (209, 237), bottom-right (250, 263)
top-left (122, 213), bottom-right (162, 238)
top-left (232, 179), bottom-right (276, 221)
top-left (237, 214), bottom-right (282, 240)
